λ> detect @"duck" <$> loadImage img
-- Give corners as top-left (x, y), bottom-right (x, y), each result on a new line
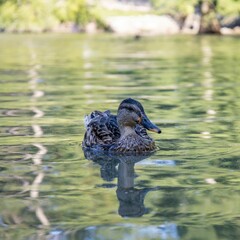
top-left (82, 98), bottom-right (161, 154)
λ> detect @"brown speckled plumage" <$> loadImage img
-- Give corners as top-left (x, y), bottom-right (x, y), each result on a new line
top-left (83, 110), bottom-right (120, 147)
top-left (109, 133), bottom-right (156, 154)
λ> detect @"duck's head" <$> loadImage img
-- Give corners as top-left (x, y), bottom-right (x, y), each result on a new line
top-left (117, 98), bottom-right (161, 133)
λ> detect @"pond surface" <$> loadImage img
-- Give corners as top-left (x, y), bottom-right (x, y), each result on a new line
top-left (0, 34), bottom-right (240, 240)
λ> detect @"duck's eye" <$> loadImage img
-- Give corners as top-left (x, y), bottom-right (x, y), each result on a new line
top-left (136, 117), bottom-right (142, 124)
top-left (126, 106), bottom-right (134, 112)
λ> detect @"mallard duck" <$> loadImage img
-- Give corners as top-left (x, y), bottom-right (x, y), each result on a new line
top-left (82, 98), bottom-right (161, 154)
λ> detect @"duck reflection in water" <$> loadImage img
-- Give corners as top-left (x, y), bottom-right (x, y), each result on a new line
top-left (117, 155), bottom-right (160, 217)
top-left (83, 149), bottom-right (160, 218)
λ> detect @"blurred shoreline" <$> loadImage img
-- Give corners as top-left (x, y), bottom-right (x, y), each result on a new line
top-left (0, 0), bottom-right (239, 36)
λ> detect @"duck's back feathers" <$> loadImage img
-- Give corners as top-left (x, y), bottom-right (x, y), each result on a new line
top-left (83, 110), bottom-right (120, 148)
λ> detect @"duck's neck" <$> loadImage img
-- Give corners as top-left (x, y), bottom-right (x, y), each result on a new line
top-left (119, 126), bottom-right (136, 139)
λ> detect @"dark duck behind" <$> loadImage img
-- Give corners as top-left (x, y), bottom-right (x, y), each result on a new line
top-left (82, 98), bottom-right (161, 154)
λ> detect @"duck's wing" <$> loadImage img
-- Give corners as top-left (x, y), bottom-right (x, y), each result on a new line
top-left (106, 114), bottom-right (120, 141)
top-left (82, 110), bottom-right (120, 148)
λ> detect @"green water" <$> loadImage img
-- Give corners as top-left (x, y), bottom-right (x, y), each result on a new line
top-left (0, 34), bottom-right (240, 240)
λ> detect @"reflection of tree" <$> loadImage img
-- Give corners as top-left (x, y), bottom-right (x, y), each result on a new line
top-left (28, 46), bottom-right (49, 228)
top-left (0, 43), bottom-right (50, 235)
top-left (151, 187), bottom-right (191, 220)
top-left (83, 148), bottom-right (159, 218)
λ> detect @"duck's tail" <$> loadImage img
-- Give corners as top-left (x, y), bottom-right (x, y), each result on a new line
top-left (84, 114), bottom-right (91, 129)
top-left (84, 110), bottom-right (111, 129)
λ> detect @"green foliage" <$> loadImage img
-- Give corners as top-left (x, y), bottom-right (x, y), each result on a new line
top-left (150, 0), bottom-right (240, 17)
top-left (0, 0), bottom-right (59, 32)
top-left (0, 0), bottom-right (97, 32)
top-left (54, 0), bottom-right (92, 25)
top-left (217, 0), bottom-right (240, 16)
top-left (150, 0), bottom-right (197, 16)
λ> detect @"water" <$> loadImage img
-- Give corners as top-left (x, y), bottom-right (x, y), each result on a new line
top-left (0, 34), bottom-right (240, 240)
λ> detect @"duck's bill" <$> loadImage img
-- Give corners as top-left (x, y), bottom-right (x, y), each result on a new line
top-left (142, 115), bottom-right (161, 134)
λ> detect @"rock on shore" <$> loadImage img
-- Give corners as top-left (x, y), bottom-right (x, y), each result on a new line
top-left (105, 15), bottom-right (180, 35)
